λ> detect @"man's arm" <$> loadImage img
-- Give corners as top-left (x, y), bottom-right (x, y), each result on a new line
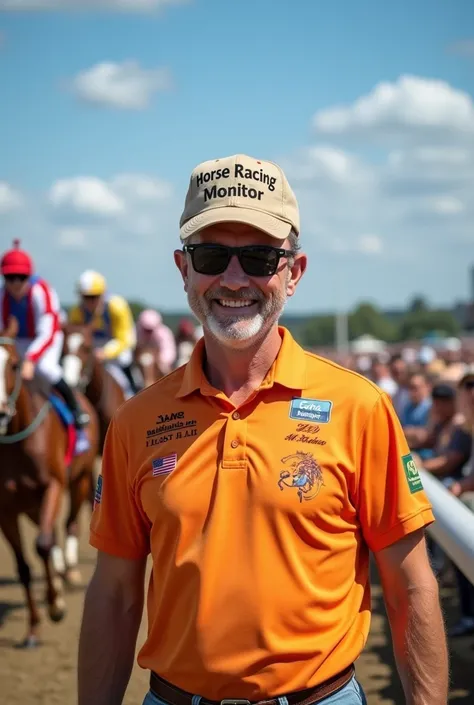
top-left (78, 550), bottom-right (147, 705)
top-left (374, 528), bottom-right (449, 705)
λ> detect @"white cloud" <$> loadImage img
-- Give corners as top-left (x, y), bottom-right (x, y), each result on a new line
top-left (0, 182), bottom-right (23, 213)
top-left (49, 177), bottom-right (125, 216)
top-left (0, 0), bottom-right (190, 12)
top-left (313, 75), bottom-right (474, 141)
top-left (427, 196), bottom-right (465, 215)
top-left (70, 61), bottom-right (172, 110)
top-left (358, 234), bottom-right (383, 254)
top-left (57, 227), bottom-right (87, 249)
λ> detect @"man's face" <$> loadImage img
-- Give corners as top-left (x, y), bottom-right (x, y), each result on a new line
top-left (390, 358), bottom-right (407, 384)
top-left (3, 274), bottom-right (30, 300)
top-left (81, 294), bottom-right (102, 315)
top-left (174, 223), bottom-right (307, 349)
top-left (432, 397), bottom-right (455, 422)
top-left (408, 374), bottom-right (429, 404)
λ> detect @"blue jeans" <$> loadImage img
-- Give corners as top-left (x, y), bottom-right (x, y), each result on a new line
top-left (142, 676), bottom-right (367, 705)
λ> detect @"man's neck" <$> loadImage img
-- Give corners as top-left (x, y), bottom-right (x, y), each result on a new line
top-left (203, 326), bottom-right (283, 403)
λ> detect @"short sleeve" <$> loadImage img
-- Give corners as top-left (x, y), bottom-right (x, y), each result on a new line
top-left (90, 415), bottom-right (151, 560)
top-left (356, 392), bottom-right (435, 552)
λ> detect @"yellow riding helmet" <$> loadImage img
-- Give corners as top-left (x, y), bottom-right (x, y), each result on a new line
top-left (77, 270), bottom-right (107, 296)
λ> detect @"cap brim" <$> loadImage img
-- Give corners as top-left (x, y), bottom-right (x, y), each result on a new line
top-left (180, 206), bottom-right (294, 241)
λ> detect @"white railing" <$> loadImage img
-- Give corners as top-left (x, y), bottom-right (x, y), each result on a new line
top-left (419, 469), bottom-right (474, 585)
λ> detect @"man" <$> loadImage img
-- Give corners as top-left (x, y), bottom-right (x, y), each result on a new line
top-left (412, 383), bottom-right (471, 481)
top-left (68, 270), bottom-right (140, 395)
top-left (389, 353), bottom-right (410, 419)
top-left (78, 155), bottom-right (448, 705)
top-left (135, 309), bottom-right (177, 376)
top-left (400, 371), bottom-right (433, 460)
top-left (0, 239), bottom-right (89, 429)
top-left (371, 357), bottom-right (398, 398)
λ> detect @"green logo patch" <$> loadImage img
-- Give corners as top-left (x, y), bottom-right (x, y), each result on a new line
top-left (402, 453), bottom-right (423, 494)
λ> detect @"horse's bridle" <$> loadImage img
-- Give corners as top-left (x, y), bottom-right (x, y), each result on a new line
top-left (0, 336), bottom-right (51, 444)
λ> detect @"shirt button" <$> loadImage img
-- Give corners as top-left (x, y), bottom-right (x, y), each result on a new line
top-left (232, 411), bottom-right (240, 420)
top-left (231, 440), bottom-right (239, 448)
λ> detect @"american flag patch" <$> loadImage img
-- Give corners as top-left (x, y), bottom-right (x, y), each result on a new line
top-left (152, 453), bottom-right (177, 477)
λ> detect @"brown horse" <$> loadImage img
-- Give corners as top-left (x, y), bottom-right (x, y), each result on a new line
top-left (134, 344), bottom-right (167, 388)
top-left (61, 324), bottom-right (127, 451)
top-left (0, 318), bottom-right (100, 647)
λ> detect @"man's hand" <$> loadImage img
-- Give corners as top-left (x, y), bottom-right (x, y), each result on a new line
top-left (21, 359), bottom-right (35, 381)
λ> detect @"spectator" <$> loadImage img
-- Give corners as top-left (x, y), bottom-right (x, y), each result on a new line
top-left (371, 358), bottom-right (398, 397)
top-left (401, 372), bottom-right (433, 460)
top-left (416, 383), bottom-right (471, 481)
top-left (447, 365), bottom-right (474, 637)
top-left (389, 353), bottom-right (410, 418)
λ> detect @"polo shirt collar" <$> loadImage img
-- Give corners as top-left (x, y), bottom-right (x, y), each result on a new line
top-left (176, 326), bottom-right (307, 398)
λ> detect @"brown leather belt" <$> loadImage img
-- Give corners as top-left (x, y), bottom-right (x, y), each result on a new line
top-left (149, 665), bottom-right (355, 705)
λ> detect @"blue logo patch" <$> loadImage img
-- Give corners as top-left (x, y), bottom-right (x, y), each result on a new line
top-left (94, 474), bottom-right (103, 508)
top-left (289, 398), bottom-right (333, 423)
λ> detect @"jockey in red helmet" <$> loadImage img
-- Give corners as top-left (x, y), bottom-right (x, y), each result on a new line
top-left (0, 239), bottom-right (89, 429)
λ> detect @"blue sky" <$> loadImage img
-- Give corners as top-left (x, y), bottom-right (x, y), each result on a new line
top-left (1, 0), bottom-right (473, 314)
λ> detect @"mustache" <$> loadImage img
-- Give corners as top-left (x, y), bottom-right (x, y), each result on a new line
top-left (205, 288), bottom-right (264, 302)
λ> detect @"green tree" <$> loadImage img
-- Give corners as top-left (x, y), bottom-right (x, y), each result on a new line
top-left (408, 295), bottom-right (429, 313)
top-left (301, 315), bottom-right (336, 347)
top-left (348, 302), bottom-right (397, 341)
top-left (397, 310), bottom-right (460, 341)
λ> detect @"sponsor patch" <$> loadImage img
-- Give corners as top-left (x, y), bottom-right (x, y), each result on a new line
top-left (152, 452), bottom-right (178, 477)
top-left (402, 453), bottom-right (423, 494)
top-left (289, 398), bottom-right (332, 424)
top-left (94, 474), bottom-right (102, 508)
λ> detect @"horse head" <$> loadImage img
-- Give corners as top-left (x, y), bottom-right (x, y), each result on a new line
top-left (61, 323), bottom-right (95, 391)
top-left (0, 316), bottom-right (21, 432)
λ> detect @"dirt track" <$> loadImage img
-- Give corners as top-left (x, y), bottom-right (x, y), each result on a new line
top-left (1, 494), bottom-right (473, 705)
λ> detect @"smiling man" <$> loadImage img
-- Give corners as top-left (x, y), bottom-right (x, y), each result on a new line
top-left (78, 155), bottom-right (448, 705)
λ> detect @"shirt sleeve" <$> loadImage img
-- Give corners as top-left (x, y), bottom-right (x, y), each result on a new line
top-left (102, 296), bottom-right (136, 360)
top-left (90, 415), bottom-right (151, 559)
top-left (25, 283), bottom-right (59, 362)
top-left (356, 392), bottom-right (435, 553)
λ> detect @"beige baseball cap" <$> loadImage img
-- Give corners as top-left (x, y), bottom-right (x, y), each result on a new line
top-left (179, 154), bottom-right (300, 241)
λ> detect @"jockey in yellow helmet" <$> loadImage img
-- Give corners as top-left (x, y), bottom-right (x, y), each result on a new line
top-left (67, 270), bottom-right (139, 395)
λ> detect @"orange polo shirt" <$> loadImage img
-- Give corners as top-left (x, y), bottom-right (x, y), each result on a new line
top-left (90, 326), bottom-right (434, 700)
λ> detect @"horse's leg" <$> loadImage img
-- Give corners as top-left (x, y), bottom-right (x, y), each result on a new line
top-left (63, 469), bottom-right (93, 587)
top-left (0, 513), bottom-right (41, 648)
top-left (31, 507), bottom-right (67, 625)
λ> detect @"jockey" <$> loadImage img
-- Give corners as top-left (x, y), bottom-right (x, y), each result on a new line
top-left (0, 240), bottom-right (89, 429)
top-left (175, 317), bottom-right (198, 368)
top-left (135, 309), bottom-right (177, 375)
top-left (68, 270), bottom-right (140, 395)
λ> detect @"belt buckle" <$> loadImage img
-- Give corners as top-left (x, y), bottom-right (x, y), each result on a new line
top-left (220, 700), bottom-right (251, 705)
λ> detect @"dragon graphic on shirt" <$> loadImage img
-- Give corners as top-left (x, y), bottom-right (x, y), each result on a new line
top-left (278, 451), bottom-right (324, 502)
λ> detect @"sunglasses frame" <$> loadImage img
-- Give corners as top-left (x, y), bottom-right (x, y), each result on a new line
top-left (182, 243), bottom-right (294, 277)
top-left (4, 273), bottom-right (29, 282)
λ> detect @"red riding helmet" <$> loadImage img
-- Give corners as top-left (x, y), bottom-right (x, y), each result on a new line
top-left (0, 239), bottom-right (34, 276)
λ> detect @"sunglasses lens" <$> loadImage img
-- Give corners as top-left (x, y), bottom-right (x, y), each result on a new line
top-left (192, 246), bottom-right (230, 275)
top-left (5, 274), bottom-right (28, 282)
top-left (241, 247), bottom-right (279, 276)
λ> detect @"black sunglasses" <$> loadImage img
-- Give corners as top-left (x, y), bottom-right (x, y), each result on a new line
top-left (183, 244), bottom-right (293, 277)
top-left (4, 274), bottom-right (28, 282)
top-left (462, 379), bottom-right (474, 390)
